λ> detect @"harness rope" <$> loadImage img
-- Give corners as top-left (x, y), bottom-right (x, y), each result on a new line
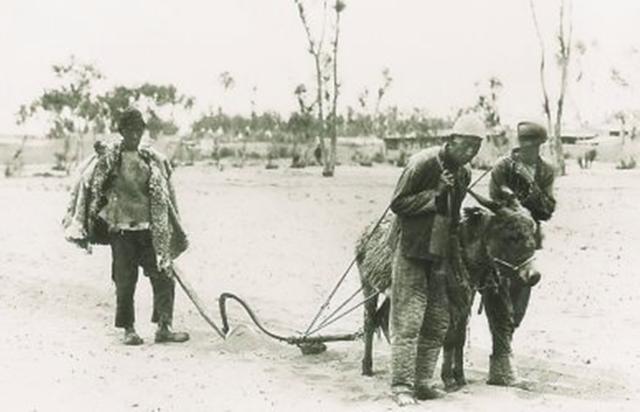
top-left (301, 202), bottom-right (393, 337)
top-left (304, 168), bottom-right (495, 337)
top-left (174, 167), bottom-right (511, 350)
top-left (492, 254), bottom-right (536, 272)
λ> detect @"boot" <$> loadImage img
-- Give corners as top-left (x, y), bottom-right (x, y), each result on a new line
top-left (415, 348), bottom-right (446, 400)
top-left (155, 324), bottom-right (190, 343)
top-left (487, 354), bottom-right (531, 389)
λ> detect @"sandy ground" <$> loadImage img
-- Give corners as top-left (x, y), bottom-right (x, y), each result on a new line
top-left (1, 161), bottom-right (639, 411)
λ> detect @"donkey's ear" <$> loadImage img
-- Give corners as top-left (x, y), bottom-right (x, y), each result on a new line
top-left (467, 189), bottom-right (502, 214)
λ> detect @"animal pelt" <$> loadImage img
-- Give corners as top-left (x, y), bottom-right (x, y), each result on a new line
top-left (63, 143), bottom-right (188, 272)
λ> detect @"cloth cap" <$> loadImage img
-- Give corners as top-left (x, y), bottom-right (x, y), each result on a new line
top-left (517, 121), bottom-right (547, 147)
top-left (451, 114), bottom-right (486, 140)
top-left (117, 108), bottom-right (146, 132)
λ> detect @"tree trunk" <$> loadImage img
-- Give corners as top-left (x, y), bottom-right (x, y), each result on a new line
top-left (552, 117), bottom-right (566, 176)
top-left (552, 0), bottom-right (571, 176)
top-left (323, 3), bottom-right (341, 177)
top-left (530, 0), bottom-right (570, 176)
top-left (293, 0), bottom-right (329, 175)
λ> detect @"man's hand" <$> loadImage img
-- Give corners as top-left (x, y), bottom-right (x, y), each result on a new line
top-left (499, 185), bottom-right (518, 204)
top-left (440, 170), bottom-right (455, 188)
top-left (436, 170), bottom-right (454, 215)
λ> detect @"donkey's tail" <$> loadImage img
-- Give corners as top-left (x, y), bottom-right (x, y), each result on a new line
top-left (375, 297), bottom-right (391, 343)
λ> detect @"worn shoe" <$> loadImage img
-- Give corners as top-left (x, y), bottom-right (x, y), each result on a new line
top-left (123, 329), bottom-right (144, 346)
top-left (155, 328), bottom-right (190, 343)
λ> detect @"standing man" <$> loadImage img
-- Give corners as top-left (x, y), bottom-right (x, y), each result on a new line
top-left (388, 114), bottom-right (485, 406)
top-left (485, 120), bottom-right (556, 385)
top-left (64, 108), bottom-right (190, 345)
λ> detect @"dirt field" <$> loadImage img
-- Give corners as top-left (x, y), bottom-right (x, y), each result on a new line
top-left (1, 161), bottom-right (639, 411)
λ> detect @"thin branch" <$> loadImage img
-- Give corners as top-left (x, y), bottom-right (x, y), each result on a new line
top-left (529, 0), bottom-right (553, 134)
top-left (328, 0), bottom-right (342, 170)
top-left (554, 0), bottom-right (572, 174)
top-left (293, 0), bottom-right (325, 124)
top-left (319, 0), bottom-right (328, 55)
top-left (331, 1), bottom-right (341, 124)
top-left (556, 0), bottom-right (572, 127)
top-left (294, 0), bottom-right (318, 55)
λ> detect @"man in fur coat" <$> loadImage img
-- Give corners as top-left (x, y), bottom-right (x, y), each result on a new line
top-left (63, 108), bottom-right (189, 345)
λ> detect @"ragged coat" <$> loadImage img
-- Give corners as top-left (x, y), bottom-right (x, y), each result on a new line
top-left (388, 146), bottom-right (472, 261)
top-left (63, 143), bottom-right (188, 272)
top-left (489, 149), bottom-right (555, 222)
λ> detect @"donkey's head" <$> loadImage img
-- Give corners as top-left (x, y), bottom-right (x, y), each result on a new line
top-left (467, 189), bottom-right (540, 287)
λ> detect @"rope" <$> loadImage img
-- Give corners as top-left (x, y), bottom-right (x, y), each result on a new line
top-left (172, 265), bottom-right (226, 339)
top-left (469, 167), bottom-right (493, 190)
top-left (307, 166), bottom-right (493, 336)
top-left (304, 165), bottom-right (490, 337)
top-left (313, 286), bottom-right (363, 332)
top-left (302, 203), bottom-right (391, 336)
top-left (178, 165), bottom-right (496, 344)
top-left (306, 291), bottom-right (380, 336)
top-left (492, 254), bottom-right (536, 272)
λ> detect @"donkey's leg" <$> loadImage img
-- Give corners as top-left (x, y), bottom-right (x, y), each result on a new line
top-left (441, 325), bottom-right (457, 391)
top-left (453, 317), bottom-right (469, 386)
top-left (361, 282), bottom-right (379, 376)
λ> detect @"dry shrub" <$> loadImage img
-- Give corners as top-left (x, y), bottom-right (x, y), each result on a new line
top-left (617, 156), bottom-right (637, 170)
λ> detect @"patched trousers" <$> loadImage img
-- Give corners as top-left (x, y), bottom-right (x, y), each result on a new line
top-left (109, 230), bottom-right (175, 328)
top-left (390, 248), bottom-right (450, 391)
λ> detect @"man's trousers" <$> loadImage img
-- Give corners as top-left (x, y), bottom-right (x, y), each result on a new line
top-left (390, 249), bottom-right (449, 392)
top-left (109, 230), bottom-right (175, 328)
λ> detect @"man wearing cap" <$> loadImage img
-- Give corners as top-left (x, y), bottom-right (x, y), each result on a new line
top-left (64, 108), bottom-right (190, 345)
top-left (485, 121), bottom-right (556, 386)
top-left (387, 114), bottom-right (485, 406)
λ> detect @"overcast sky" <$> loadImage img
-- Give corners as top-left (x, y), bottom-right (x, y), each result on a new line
top-left (2, 0), bottom-right (639, 135)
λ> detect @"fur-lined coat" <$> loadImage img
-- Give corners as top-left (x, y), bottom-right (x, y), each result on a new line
top-left (63, 144), bottom-right (188, 272)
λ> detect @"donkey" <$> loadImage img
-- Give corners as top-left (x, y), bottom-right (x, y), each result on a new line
top-left (577, 148), bottom-right (597, 169)
top-left (355, 195), bottom-right (540, 391)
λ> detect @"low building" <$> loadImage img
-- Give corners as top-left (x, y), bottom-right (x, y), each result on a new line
top-left (382, 130), bottom-right (450, 159)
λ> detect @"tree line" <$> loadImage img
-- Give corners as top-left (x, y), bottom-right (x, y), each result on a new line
top-left (17, 56), bottom-right (459, 146)
top-left (21, 0), bottom-right (629, 176)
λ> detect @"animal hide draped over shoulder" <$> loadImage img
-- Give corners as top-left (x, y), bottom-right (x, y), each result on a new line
top-left (62, 144), bottom-right (189, 272)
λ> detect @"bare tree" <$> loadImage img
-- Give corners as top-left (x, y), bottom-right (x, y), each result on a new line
top-left (293, 0), bottom-right (345, 177)
top-left (217, 70), bottom-right (236, 119)
top-left (373, 68), bottom-right (393, 138)
top-left (325, 0), bottom-right (346, 176)
top-left (529, 0), bottom-right (573, 175)
top-left (219, 71), bottom-right (235, 92)
top-left (294, 0), bottom-right (328, 169)
top-left (355, 68), bottom-right (393, 137)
